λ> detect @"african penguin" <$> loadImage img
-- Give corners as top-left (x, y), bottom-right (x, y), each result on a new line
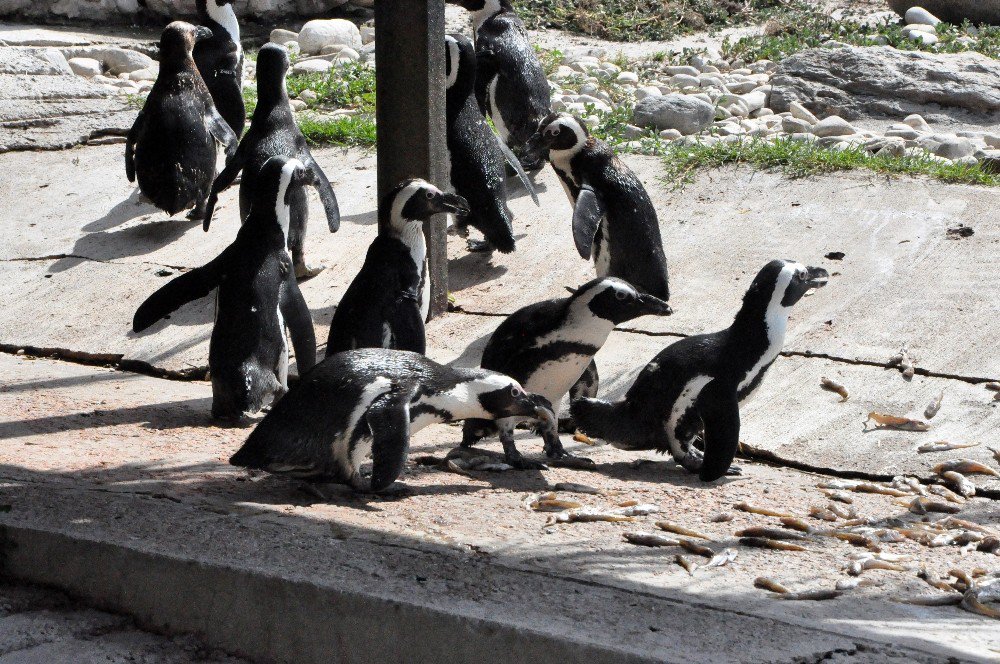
top-left (325, 180), bottom-right (469, 356)
top-left (132, 156), bottom-right (318, 420)
top-left (229, 348), bottom-right (557, 492)
top-left (447, 0), bottom-right (552, 170)
top-left (570, 260), bottom-right (829, 481)
top-left (126, 21), bottom-right (237, 220)
top-left (204, 43), bottom-right (341, 280)
top-left (462, 277), bottom-right (672, 469)
top-left (445, 33), bottom-right (515, 254)
top-left (194, 0), bottom-right (245, 136)
top-left (526, 112), bottom-right (670, 301)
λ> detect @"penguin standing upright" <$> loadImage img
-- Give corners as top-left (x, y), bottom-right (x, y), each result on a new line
top-left (447, 0), bottom-right (552, 169)
top-left (229, 348), bottom-right (557, 492)
top-left (444, 33), bottom-right (515, 254)
top-left (525, 112), bottom-right (670, 302)
top-left (204, 43), bottom-right (340, 279)
top-left (194, 0), bottom-right (245, 136)
top-left (132, 156), bottom-right (318, 419)
top-left (325, 180), bottom-right (469, 356)
top-left (571, 260), bottom-right (829, 481)
top-left (461, 277), bottom-right (672, 469)
top-left (126, 22), bottom-right (237, 219)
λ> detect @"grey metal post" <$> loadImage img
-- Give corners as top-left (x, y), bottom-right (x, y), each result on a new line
top-left (374, 0), bottom-right (449, 319)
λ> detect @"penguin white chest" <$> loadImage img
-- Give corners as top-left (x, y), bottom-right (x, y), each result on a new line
top-left (593, 221), bottom-right (611, 276)
top-left (737, 305), bottom-right (790, 397)
top-left (341, 377), bottom-right (393, 474)
top-left (665, 374), bottom-right (713, 458)
top-left (524, 354), bottom-right (592, 413)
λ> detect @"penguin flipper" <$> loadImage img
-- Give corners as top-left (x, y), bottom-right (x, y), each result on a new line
top-left (493, 133), bottom-right (539, 206)
top-left (305, 156), bottom-right (341, 232)
top-left (696, 381), bottom-right (741, 482)
top-left (132, 251), bottom-right (228, 332)
top-left (572, 184), bottom-right (607, 260)
top-left (125, 109), bottom-right (145, 183)
top-left (206, 107), bottom-right (239, 160)
top-left (280, 274), bottom-right (317, 374)
top-left (366, 389), bottom-right (416, 492)
top-left (204, 138), bottom-right (248, 231)
top-left (473, 49), bottom-right (497, 118)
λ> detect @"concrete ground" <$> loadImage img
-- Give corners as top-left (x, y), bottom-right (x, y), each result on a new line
top-left (1, 18), bottom-right (999, 664)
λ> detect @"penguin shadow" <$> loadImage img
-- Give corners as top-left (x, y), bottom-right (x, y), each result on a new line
top-left (128, 297), bottom-right (216, 334)
top-left (49, 218), bottom-right (203, 274)
top-left (594, 459), bottom-right (744, 488)
top-left (505, 172), bottom-right (549, 203)
top-left (337, 209), bottom-right (378, 226)
top-left (446, 248), bottom-right (512, 292)
top-left (82, 189), bottom-right (161, 233)
top-left (442, 329), bottom-right (491, 370)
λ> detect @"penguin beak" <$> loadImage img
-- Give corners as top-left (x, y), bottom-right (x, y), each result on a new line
top-left (195, 26), bottom-right (214, 42)
top-left (805, 266), bottom-right (829, 289)
top-left (523, 131), bottom-right (550, 161)
top-left (432, 192), bottom-right (470, 218)
top-left (638, 293), bottom-right (673, 316)
top-left (513, 393), bottom-right (556, 427)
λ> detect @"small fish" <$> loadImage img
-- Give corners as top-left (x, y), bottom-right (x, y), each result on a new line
top-left (821, 490), bottom-right (854, 504)
top-left (779, 517), bottom-right (816, 533)
top-left (572, 431), bottom-right (596, 445)
top-left (897, 349), bottom-right (916, 379)
top-left (614, 503), bottom-right (660, 517)
top-left (817, 480), bottom-right (859, 491)
top-left (735, 502), bottom-right (794, 518)
top-left (532, 498), bottom-right (584, 512)
top-left (445, 460), bottom-right (474, 477)
top-left (984, 382), bottom-right (1000, 392)
top-left (656, 521), bottom-right (713, 540)
top-left (617, 499), bottom-right (639, 507)
top-left (908, 497), bottom-right (961, 515)
top-left (941, 471), bottom-right (976, 498)
top-left (891, 476), bottom-right (925, 495)
top-left (835, 578), bottom-right (861, 591)
top-left (978, 537), bottom-right (1000, 554)
top-left (740, 537), bottom-right (807, 552)
top-left (919, 568), bottom-right (957, 592)
top-left (548, 455), bottom-right (598, 470)
top-left (623, 532), bottom-right (681, 548)
top-left (809, 506), bottom-right (839, 522)
top-left (949, 569), bottom-right (975, 590)
top-left (960, 589), bottom-right (1000, 619)
top-left (754, 577), bottom-right (790, 594)
top-left (675, 554), bottom-right (697, 575)
top-left (939, 517), bottom-right (993, 533)
top-left (933, 459), bottom-right (1000, 478)
top-left (553, 482), bottom-right (602, 495)
top-left (852, 483), bottom-right (912, 497)
top-left (898, 594), bottom-right (962, 606)
top-left (924, 391), bottom-right (944, 419)
top-left (866, 412), bottom-right (929, 432)
top-left (472, 462), bottom-right (515, 472)
top-left (827, 503), bottom-right (857, 520)
top-left (678, 539), bottom-right (715, 558)
top-left (917, 441), bottom-right (979, 453)
top-left (706, 548), bottom-right (738, 567)
top-left (989, 447), bottom-right (1000, 464)
top-left (829, 531), bottom-right (879, 550)
top-left (820, 377), bottom-right (849, 401)
top-left (781, 589), bottom-right (842, 601)
top-left (736, 527), bottom-right (810, 541)
top-left (548, 509), bottom-right (635, 524)
top-left (710, 512), bottom-right (734, 523)
top-left (846, 558), bottom-right (909, 576)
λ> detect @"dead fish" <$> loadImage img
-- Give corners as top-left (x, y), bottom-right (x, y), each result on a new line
top-left (779, 517), bottom-right (816, 533)
top-left (924, 391), bottom-right (944, 420)
top-left (829, 531), bottom-right (880, 550)
top-left (754, 577), bottom-right (790, 594)
top-left (918, 441), bottom-right (979, 453)
top-left (472, 462), bottom-right (515, 472)
top-left (548, 455), bottom-right (598, 470)
top-left (835, 578), bottom-right (861, 591)
top-left (710, 512), bottom-right (735, 523)
top-left (678, 539), bottom-right (715, 558)
top-left (734, 502), bottom-right (794, 518)
top-left (614, 503), bottom-right (660, 517)
top-left (820, 377), bottom-right (849, 402)
top-left (549, 509), bottom-right (635, 524)
top-left (989, 447), bottom-right (1000, 464)
top-left (821, 490), bottom-right (854, 504)
top-left (941, 471), bottom-right (976, 498)
top-left (817, 480), bottom-right (859, 491)
top-left (572, 431), bottom-right (596, 445)
top-left (828, 503), bottom-right (857, 520)
top-left (919, 568), bottom-right (958, 592)
top-left (846, 558), bottom-right (909, 576)
top-left (897, 349), bottom-right (916, 379)
top-left (445, 460), bottom-right (475, 477)
top-left (933, 459), bottom-right (1000, 478)
top-left (736, 527), bottom-right (810, 541)
top-left (617, 499), bottom-right (639, 507)
top-left (977, 537), bottom-right (1000, 554)
top-left (866, 412), bottom-right (929, 432)
top-left (898, 594), bottom-right (962, 607)
top-left (949, 569), bottom-right (975, 590)
top-left (553, 482), bottom-right (602, 495)
top-left (938, 517), bottom-right (993, 533)
top-left (852, 483), bottom-right (912, 497)
top-left (623, 532), bottom-right (681, 548)
top-left (532, 498), bottom-right (584, 512)
top-left (706, 548), bottom-right (738, 567)
top-left (960, 589), bottom-right (1000, 620)
top-left (848, 551), bottom-right (910, 563)
top-left (809, 506), bottom-right (840, 522)
top-left (953, 531), bottom-right (985, 545)
top-left (781, 590), bottom-right (842, 601)
top-left (891, 476), bottom-right (925, 495)
top-left (984, 382), bottom-right (1000, 392)
top-left (740, 537), bottom-right (808, 552)
top-left (927, 484), bottom-right (966, 504)
top-left (908, 497), bottom-right (961, 515)
top-left (675, 554), bottom-right (698, 575)
top-left (656, 521), bottom-right (713, 540)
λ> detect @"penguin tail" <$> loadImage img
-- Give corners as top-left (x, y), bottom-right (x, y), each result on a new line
top-left (570, 398), bottom-right (651, 450)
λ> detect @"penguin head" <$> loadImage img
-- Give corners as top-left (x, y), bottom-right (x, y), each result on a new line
top-left (574, 277), bottom-right (673, 324)
top-left (743, 259), bottom-right (830, 312)
top-left (160, 21), bottom-right (212, 61)
top-left (384, 179), bottom-right (470, 232)
top-left (469, 372), bottom-right (557, 427)
top-left (240, 156), bottom-right (313, 238)
top-left (256, 43), bottom-right (291, 97)
top-left (444, 34), bottom-right (476, 92)
top-left (526, 113), bottom-right (590, 157)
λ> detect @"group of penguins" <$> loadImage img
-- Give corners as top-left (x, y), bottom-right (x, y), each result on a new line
top-left (124, 0), bottom-right (830, 493)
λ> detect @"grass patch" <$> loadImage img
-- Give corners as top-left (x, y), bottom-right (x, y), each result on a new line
top-left (297, 113), bottom-right (376, 147)
top-left (661, 137), bottom-right (1000, 188)
top-left (285, 61), bottom-right (376, 109)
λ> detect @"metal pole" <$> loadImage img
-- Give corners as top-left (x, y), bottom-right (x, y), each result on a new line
top-left (374, 0), bottom-right (449, 319)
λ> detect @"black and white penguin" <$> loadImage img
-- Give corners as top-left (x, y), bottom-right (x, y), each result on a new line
top-left (570, 260), bottom-right (829, 481)
top-left (447, 0), bottom-right (552, 169)
top-left (204, 43), bottom-right (340, 280)
top-left (132, 156), bottom-right (318, 419)
top-left (445, 33), bottom-right (515, 254)
top-left (126, 21), bottom-right (237, 220)
top-left (525, 112), bottom-right (670, 301)
top-left (229, 348), bottom-right (557, 492)
top-left (325, 180), bottom-right (469, 356)
top-left (462, 277), bottom-right (672, 469)
top-left (194, 0), bottom-right (245, 136)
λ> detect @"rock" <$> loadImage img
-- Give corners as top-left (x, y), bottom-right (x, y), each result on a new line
top-left (782, 117), bottom-right (813, 134)
top-left (285, 42), bottom-right (301, 57)
top-left (664, 65), bottom-right (700, 77)
top-left (632, 94), bottom-right (715, 134)
top-left (320, 44), bottom-right (346, 56)
top-left (885, 125), bottom-right (921, 140)
top-left (622, 125), bottom-right (647, 140)
top-left (789, 101), bottom-right (818, 124)
top-left (270, 29), bottom-right (299, 45)
top-left (670, 74), bottom-right (700, 88)
top-left (909, 31), bottom-right (939, 45)
top-left (865, 136), bottom-right (906, 156)
top-left (68, 57), bottom-right (102, 78)
top-left (903, 23), bottom-right (937, 34)
top-left (289, 99), bottom-right (308, 112)
top-left (934, 137), bottom-right (975, 159)
top-left (903, 113), bottom-right (931, 132)
top-left (299, 89), bottom-right (318, 104)
top-left (813, 116), bottom-right (856, 137)
top-left (59, 46), bottom-right (154, 75)
top-left (635, 86), bottom-right (661, 101)
top-left (297, 19), bottom-right (362, 56)
top-left (658, 129), bottom-right (683, 140)
top-left (337, 47), bottom-right (360, 62)
top-left (361, 26), bottom-right (376, 45)
top-left (126, 67), bottom-right (158, 82)
top-left (725, 80), bottom-right (757, 94)
top-left (770, 46), bottom-right (1000, 122)
top-left (979, 149), bottom-right (1000, 174)
top-left (904, 6), bottom-right (942, 25)
top-left (740, 90), bottom-right (768, 113)
top-left (292, 59), bottom-right (333, 75)
top-left (888, 1), bottom-right (1000, 26)
top-left (983, 133), bottom-right (1000, 148)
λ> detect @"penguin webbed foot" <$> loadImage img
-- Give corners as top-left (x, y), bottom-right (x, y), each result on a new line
top-left (186, 203), bottom-right (207, 221)
top-left (294, 261), bottom-right (325, 281)
top-left (504, 452), bottom-right (548, 471)
top-left (539, 427), bottom-right (596, 469)
top-left (466, 238), bottom-right (496, 254)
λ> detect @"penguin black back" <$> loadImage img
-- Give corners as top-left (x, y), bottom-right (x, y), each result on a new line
top-left (194, 0), bottom-right (245, 135)
top-left (445, 33), bottom-right (515, 254)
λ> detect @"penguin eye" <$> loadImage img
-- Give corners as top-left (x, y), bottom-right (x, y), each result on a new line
top-left (510, 386), bottom-right (523, 398)
top-left (424, 191), bottom-right (435, 200)
top-left (544, 126), bottom-right (559, 137)
top-left (614, 289), bottom-right (627, 300)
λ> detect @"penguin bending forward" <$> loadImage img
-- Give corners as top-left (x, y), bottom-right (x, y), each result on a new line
top-left (325, 180), bottom-right (469, 356)
top-left (571, 260), bottom-right (829, 481)
top-left (447, 0), bottom-right (552, 170)
top-left (526, 112), bottom-right (670, 302)
top-left (204, 43), bottom-right (341, 280)
top-left (194, 0), bottom-right (245, 136)
top-left (132, 156), bottom-right (318, 419)
top-left (126, 22), bottom-right (237, 219)
top-left (229, 349), bottom-right (558, 492)
top-left (462, 277), bottom-right (672, 469)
